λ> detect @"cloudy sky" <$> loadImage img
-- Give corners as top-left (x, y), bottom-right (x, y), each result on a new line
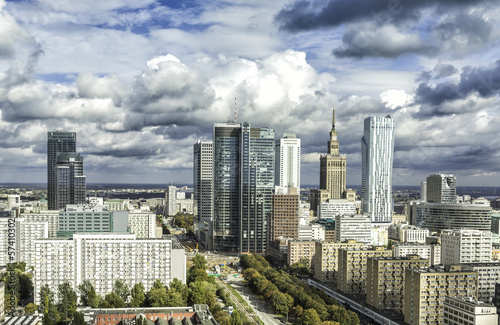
top-left (0, 0), bottom-right (499, 187)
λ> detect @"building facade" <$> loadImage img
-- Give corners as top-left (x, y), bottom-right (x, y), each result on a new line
top-left (34, 233), bottom-right (184, 305)
top-left (193, 140), bottom-right (213, 222)
top-left (462, 263), bottom-right (500, 303)
top-left (441, 229), bottom-right (492, 265)
top-left (335, 214), bottom-right (371, 244)
top-left (403, 265), bottom-right (478, 325)
top-left (288, 240), bottom-right (316, 270)
top-left (314, 240), bottom-right (367, 285)
top-left (268, 187), bottom-right (300, 243)
top-left (413, 203), bottom-right (492, 231)
top-left (213, 122), bottom-right (274, 253)
top-left (337, 246), bottom-right (392, 295)
top-left (443, 296), bottom-right (497, 325)
top-left (317, 199), bottom-right (357, 219)
top-left (361, 116), bottom-right (395, 223)
top-left (366, 255), bottom-right (429, 312)
top-left (54, 152), bottom-right (86, 210)
top-left (47, 131), bottom-right (76, 210)
top-left (426, 174), bottom-right (456, 204)
top-left (275, 133), bottom-right (300, 189)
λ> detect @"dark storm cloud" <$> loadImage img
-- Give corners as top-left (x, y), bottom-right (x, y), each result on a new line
top-left (332, 24), bottom-right (436, 59)
top-left (417, 63), bottom-right (458, 82)
top-left (415, 60), bottom-right (500, 110)
top-left (275, 0), bottom-right (487, 32)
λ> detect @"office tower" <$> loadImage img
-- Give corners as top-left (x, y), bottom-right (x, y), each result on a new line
top-left (319, 107), bottom-right (346, 200)
top-left (366, 255), bottom-right (429, 312)
top-left (213, 122), bottom-right (274, 253)
top-left (54, 153), bottom-right (86, 210)
top-left (420, 181), bottom-right (427, 202)
top-left (314, 240), bottom-right (367, 285)
top-left (426, 173), bottom-right (456, 204)
top-left (443, 296), bottom-right (497, 325)
top-left (413, 202), bottom-right (492, 231)
top-left (47, 131), bottom-right (76, 210)
top-left (403, 265), bottom-right (478, 325)
top-left (337, 246), bottom-right (392, 294)
top-left (193, 141), bottom-right (213, 221)
top-left (166, 185), bottom-right (177, 216)
top-left (441, 229), bottom-right (492, 265)
top-left (361, 116), bottom-right (395, 223)
top-left (335, 214), bottom-right (371, 243)
top-left (268, 187), bottom-right (300, 243)
top-left (34, 233), bottom-right (185, 304)
top-left (275, 133), bottom-right (300, 188)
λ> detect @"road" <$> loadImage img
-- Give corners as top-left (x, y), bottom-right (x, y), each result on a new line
top-left (216, 277), bottom-right (259, 325)
top-left (226, 276), bottom-right (282, 325)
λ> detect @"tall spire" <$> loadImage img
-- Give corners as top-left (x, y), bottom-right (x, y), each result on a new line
top-left (328, 106), bottom-right (339, 155)
top-left (332, 106), bottom-right (336, 131)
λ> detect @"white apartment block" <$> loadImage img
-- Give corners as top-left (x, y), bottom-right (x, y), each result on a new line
top-left (335, 214), bottom-right (371, 244)
top-left (299, 224), bottom-right (325, 241)
top-left (275, 134), bottom-right (300, 189)
top-left (128, 212), bottom-right (156, 238)
top-left (444, 296), bottom-right (497, 325)
top-left (34, 233), bottom-right (184, 305)
top-left (19, 210), bottom-right (59, 238)
top-left (0, 218), bottom-right (49, 267)
top-left (105, 199), bottom-right (130, 211)
top-left (401, 225), bottom-right (429, 243)
top-left (462, 263), bottom-right (500, 303)
top-left (166, 186), bottom-right (177, 216)
top-left (441, 229), bottom-right (492, 265)
top-left (176, 198), bottom-right (194, 215)
top-left (318, 199), bottom-right (357, 219)
top-left (394, 242), bottom-right (432, 260)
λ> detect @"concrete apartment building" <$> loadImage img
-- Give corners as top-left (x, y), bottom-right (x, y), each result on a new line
top-left (288, 240), bottom-right (316, 270)
top-left (462, 263), bottom-right (500, 303)
top-left (314, 240), bottom-right (367, 285)
top-left (19, 210), bottom-right (59, 238)
top-left (337, 246), bottom-right (392, 295)
top-left (128, 211), bottom-right (157, 238)
top-left (393, 242), bottom-right (441, 266)
top-left (34, 233), bottom-right (185, 305)
top-left (443, 296), bottom-right (497, 325)
top-left (366, 255), bottom-right (429, 312)
top-left (335, 214), bottom-right (371, 244)
top-left (403, 265), bottom-right (478, 325)
top-left (441, 229), bottom-right (492, 265)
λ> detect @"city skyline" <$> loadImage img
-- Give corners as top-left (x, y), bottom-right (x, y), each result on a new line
top-left (0, 0), bottom-right (499, 186)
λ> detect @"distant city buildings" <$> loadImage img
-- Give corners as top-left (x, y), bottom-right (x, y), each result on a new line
top-left (361, 116), bottom-right (395, 223)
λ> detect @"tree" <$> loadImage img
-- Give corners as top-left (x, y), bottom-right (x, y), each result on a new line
top-left (113, 280), bottom-right (130, 304)
top-left (24, 303), bottom-right (38, 314)
top-left (147, 280), bottom-right (167, 307)
top-left (301, 309), bottom-right (321, 325)
top-left (19, 273), bottom-right (34, 300)
top-left (40, 285), bottom-right (54, 313)
top-left (73, 312), bottom-right (86, 325)
top-left (271, 292), bottom-right (293, 317)
top-left (230, 309), bottom-right (243, 325)
top-left (58, 282), bottom-right (77, 320)
top-left (213, 310), bottom-right (231, 325)
top-left (130, 283), bottom-right (146, 307)
top-left (78, 280), bottom-right (98, 308)
top-left (192, 254), bottom-right (207, 271)
top-left (101, 292), bottom-right (125, 308)
top-left (169, 278), bottom-right (187, 305)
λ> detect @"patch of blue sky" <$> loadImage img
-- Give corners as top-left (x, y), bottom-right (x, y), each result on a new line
top-left (36, 73), bottom-right (78, 84)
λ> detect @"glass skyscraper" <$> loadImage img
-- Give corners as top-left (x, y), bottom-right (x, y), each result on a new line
top-left (213, 122), bottom-right (274, 253)
top-left (54, 153), bottom-right (86, 210)
top-left (361, 116), bottom-right (395, 223)
top-left (47, 131), bottom-right (76, 210)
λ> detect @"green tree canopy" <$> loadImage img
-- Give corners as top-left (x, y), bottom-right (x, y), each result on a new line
top-left (78, 280), bottom-right (99, 308)
top-left (130, 283), bottom-right (146, 308)
top-left (113, 279), bottom-right (130, 304)
top-left (57, 282), bottom-right (77, 320)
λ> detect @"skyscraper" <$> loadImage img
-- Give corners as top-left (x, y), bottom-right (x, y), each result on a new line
top-left (213, 122), bottom-right (274, 253)
top-left (47, 131), bottom-right (76, 210)
top-left (426, 173), bottom-right (456, 204)
top-left (193, 141), bottom-right (213, 222)
top-left (361, 116), bottom-right (395, 223)
top-left (320, 107), bottom-right (346, 199)
top-left (275, 134), bottom-right (300, 188)
top-left (54, 153), bottom-right (86, 210)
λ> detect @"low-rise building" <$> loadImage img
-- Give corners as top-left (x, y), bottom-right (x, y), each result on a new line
top-left (443, 296), bottom-right (497, 325)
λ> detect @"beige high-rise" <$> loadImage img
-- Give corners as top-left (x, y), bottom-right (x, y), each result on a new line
top-left (320, 107), bottom-right (347, 200)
